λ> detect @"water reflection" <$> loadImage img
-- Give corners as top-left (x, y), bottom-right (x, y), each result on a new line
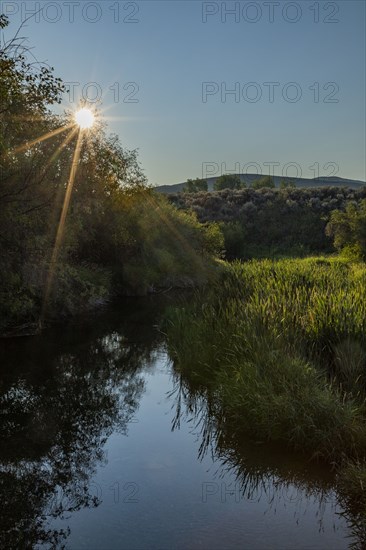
top-left (0, 296), bottom-right (363, 549)
top-left (168, 372), bottom-right (361, 547)
top-left (0, 298), bottom-right (167, 548)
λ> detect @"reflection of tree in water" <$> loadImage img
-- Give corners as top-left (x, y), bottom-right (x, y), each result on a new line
top-left (169, 372), bottom-right (352, 539)
top-left (0, 298), bottom-right (167, 548)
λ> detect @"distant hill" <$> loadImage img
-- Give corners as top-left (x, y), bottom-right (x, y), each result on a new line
top-left (154, 175), bottom-right (366, 194)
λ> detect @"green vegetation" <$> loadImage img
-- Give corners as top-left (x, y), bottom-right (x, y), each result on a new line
top-left (183, 177), bottom-right (208, 193)
top-left (326, 199), bottom-right (366, 260)
top-left (166, 156), bottom-right (366, 542)
top-left (3, 9), bottom-right (366, 523)
top-left (251, 175), bottom-right (275, 189)
top-left (169, 186), bottom-right (366, 259)
top-left (0, 16), bottom-right (222, 333)
top-left (213, 174), bottom-right (244, 191)
top-left (280, 179), bottom-right (296, 189)
top-left (165, 257), bottom-right (366, 530)
top-left (2, 9), bottom-right (366, 549)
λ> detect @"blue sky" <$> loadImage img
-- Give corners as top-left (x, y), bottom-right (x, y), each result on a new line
top-left (2, 0), bottom-right (365, 184)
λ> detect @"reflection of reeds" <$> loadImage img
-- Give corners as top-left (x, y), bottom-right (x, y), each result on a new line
top-left (337, 461), bottom-right (366, 549)
top-left (168, 372), bottom-right (340, 537)
top-left (165, 257), bottom-right (366, 547)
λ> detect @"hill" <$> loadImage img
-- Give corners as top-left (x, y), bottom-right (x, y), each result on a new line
top-left (154, 174), bottom-right (366, 193)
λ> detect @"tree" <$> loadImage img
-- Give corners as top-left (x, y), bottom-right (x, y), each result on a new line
top-left (326, 200), bottom-right (366, 259)
top-left (0, 15), bottom-right (64, 145)
top-left (200, 222), bottom-right (225, 258)
top-left (220, 221), bottom-right (247, 260)
top-left (0, 14), bottom-right (223, 332)
top-left (183, 177), bottom-right (208, 193)
top-left (252, 175), bottom-right (275, 189)
top-left (0, 15), bottom-right (71, 329)
top-left (214, 174), bottom-right (244, 191)
top-left (280, 179), bottom-right (296, 189)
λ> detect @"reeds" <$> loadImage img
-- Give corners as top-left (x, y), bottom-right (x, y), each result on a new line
top-left (165, 257), bottom-right (366, 462)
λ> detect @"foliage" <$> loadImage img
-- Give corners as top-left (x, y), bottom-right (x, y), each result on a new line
top-left (280, 179), bottom-right (296, 189)
top-left (219, 221), bottom-right (247, 260)
top-left (0, 16), bottom-right (222, 332)
top-left (166, 258), bottom-right (366, 463)
top-left (213, 174), bottom-right (244, 191)
top-left (169, 187), bottom-right (366, 259)
top-left (167, 259), bottom-right (366, 544)
top-left (183, 177), bottom-right (207, 193)
top-left (326, 200), bottom-right (366, 260)
top-left (251, 175), bottom-right (275, 189)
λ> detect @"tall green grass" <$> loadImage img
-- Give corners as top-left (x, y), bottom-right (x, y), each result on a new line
top-left (165, 257), bottom-right (366, 462)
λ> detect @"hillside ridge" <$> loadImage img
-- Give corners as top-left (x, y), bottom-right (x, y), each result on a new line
top-left (154, 174), bottom-right (366, 193)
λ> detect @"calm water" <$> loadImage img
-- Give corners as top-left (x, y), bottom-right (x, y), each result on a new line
top-left (0, 297), bottom-right (355, 549)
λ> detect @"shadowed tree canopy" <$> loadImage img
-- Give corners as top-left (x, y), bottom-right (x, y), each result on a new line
top-left (0, 14), bottom-right (224, 334)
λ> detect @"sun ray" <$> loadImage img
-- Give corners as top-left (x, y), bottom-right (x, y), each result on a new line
top-left (41, 129), bottom-right (83, 323)
top-left (9, 123), bottom-right (74, 156)
top-left (142, 191), bottom-right (203, 269)
top-left (39, 126), bottom-right (79, 182)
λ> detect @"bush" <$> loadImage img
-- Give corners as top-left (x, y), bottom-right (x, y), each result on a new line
top-left (326, 200), bottom-right (366, 260)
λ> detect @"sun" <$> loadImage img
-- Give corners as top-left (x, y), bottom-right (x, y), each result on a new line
top-left (75, 107), bottom-right (95, 129)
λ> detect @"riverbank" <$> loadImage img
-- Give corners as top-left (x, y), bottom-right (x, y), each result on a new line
top-left (0, 254), bottom-right (222, 338)
top-left (165, 256), bottom-right (366, 541)
top-left (0, 295), bottom-right (353, 549)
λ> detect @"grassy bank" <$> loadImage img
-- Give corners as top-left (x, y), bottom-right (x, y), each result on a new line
top-left (165, 257), bottom-right (366, 524)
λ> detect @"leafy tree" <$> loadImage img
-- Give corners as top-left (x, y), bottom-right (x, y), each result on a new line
top-left (0, 15), bottom-right (223, 332)
top-left (199, 222), bottom-right (225, 258)
top-left (0, 15), bottom-right (71, 329)
top-left (220, 221), bottom-right (247, 260)
top-left (280, 179), bottom-right (296, 189)
top-left (214, 174), bottom-right (244, 191)
top-left (183, 178), bottom-right (207, 193)
top-left (326, 200), bottom-right (366, 259)
top-left (0, 15), bottom-right (64, 150)
top-left (252, 175), bottom-right (275, 189)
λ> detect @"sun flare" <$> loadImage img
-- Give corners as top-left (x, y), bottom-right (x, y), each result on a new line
top-left (75, 108), bottom-right (95, 129)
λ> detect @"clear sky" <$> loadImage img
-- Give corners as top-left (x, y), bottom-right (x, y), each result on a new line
top-left (2, 0), bottom-right (365, 184)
